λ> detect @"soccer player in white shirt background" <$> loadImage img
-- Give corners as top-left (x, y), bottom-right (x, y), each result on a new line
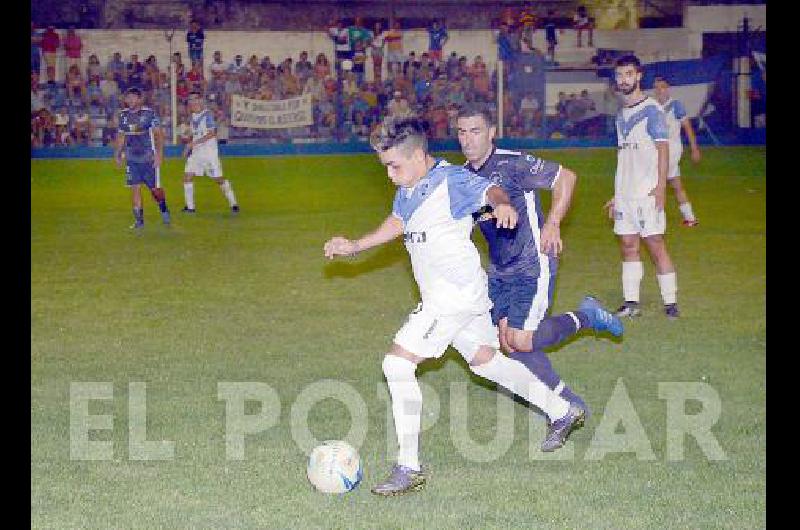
top-left (653, 76), bottom-right (701, 227)
top-left (324, 117), bottom-right (583, 496)
top-left (605, 55), bottom-right (680, 319)
top-left (181, 91), bottom-right (239, 214)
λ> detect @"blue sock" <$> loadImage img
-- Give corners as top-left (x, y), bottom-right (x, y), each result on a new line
top-left (157, 200), bottom-right (168, 213)
top-left (532, 312), bottom-right (590, 351)
top-left (133, 207), bottom-right (143, 223)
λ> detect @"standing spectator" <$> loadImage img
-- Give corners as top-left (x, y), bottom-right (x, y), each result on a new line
top-left (574, 4), bottom-right (594, 48)
top-left (187, 61), bottom-right (206, 93)
top-left (369, 22), bottom-right (385, 83)
top-left (470, 56), bottom-right (491, 102)
top-left (383, 21), bottom-right (404, 79)
top-left (427, 20), bottom-right (449, 66)
top-left (31, 74), bottom-right (45, 113)
top-left (314, 53), bottom-right (331, 79)
top-left (544, 11), bottom-right (558, 63)
top-left (186, 20), bottom-right (205, 69)
top-left (107, 52), bottom-right (125, 86)
top-left (173, 52), bottom-right (187, 79)
top-left (520, 92), bottom-right (542, 133)
top-left (227, 54), bottom-right (245, 75)
top-left (387, 90), bottom-right (411, 118)
top-left (445, 52), bottom-right (459, 79)
top-left (281, 66), bottom-right (301, 97)
top-left (144, 55), bottom-right (160, 92)
top-left (65, 64), bottom-right (86, 103)
top-left (496, 23), bottom-right (517, 66)
top-left (63, 27), bottom-right (82, 70)
top-left (72, 107), bottom-right (92, 145)
top-left (41, 26), bottom-right (60, 83)
top-left (348, 17), bottom-right (371, 56)
top-left (31, 22), bottom-right (44, 76)
top-left (328, 19), bottom-right (352, 74)
top-left (247, 54), bottom-right (261, 77)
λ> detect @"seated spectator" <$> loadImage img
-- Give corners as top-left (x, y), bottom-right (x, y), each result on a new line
top-left (65, 64), bottom-right (86, 103)
top-left (102, 112), bottom-right (117, 146)
top-left (281, 66), bottom-right (301, 97)
top-left (387, 90), bottom-right (411, 118)
top-left (31, 76), bottom-right (45, 113)
top-left (72, 107), bottom-right (92, 145)
top-left (342, 70), bottom-right (359, 97)
top-left (107, 52), bottom-right (125, 86)
top-left (295, 51), bottom-right (313, 88)
top-left (53, 107), bottom-right (71, 145)
top-left (260, 55), bottom-right (274, 73)
top-left (126, 54), bottom-right (145, 89)
top-left (520, 92), bottom-right (542, 132)
top-left (210, 51), bottom-right (226, 79)
top-left (579, 89), bottom-right (596, 112)
top-left (154, 73), bottom-right (171, 116)
top-left (100, 71), bottom-right (120, 116)
top-left (247, 54), bottom-right (261, 76)
top-left (314, 53), bottom-right (331, 79)
top-left (32, 108), bottom-right (55, 147)
top-left (303, 73), bottom-right (325, 102)
top-left (323, 76), bottom-right (337, 98)
top-left (86, 54), bottom-right (103, 80)
top-left (86, 76), bottom-right (103, 106)
top-left (428, 106), bottom-right (449, 139)
top-left (228, 54), bottom-right (245, 75)
top-left (187, 61), bottom-right (206, 93)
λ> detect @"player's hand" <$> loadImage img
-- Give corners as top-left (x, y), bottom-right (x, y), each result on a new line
top-left (690, 147), bottom-right (701, 163)
top-left (540, 222), bottom-right (563, 256)
top-left (603, 198), bottom-right (614, 219)
top-left (493, 204), bottom-right (518, 229)
top-left (649, 185), bottom-right (666, 211)
top-left (324, 237), bottom-right (360, 259)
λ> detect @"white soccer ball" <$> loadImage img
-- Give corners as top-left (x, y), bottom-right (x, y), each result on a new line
top-left (307, 440), bottom-right (362, 494)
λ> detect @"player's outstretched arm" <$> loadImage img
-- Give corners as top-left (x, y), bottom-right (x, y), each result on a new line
top-left (324, 214), bottom-right (404, 259)
top-left (486, 185), bottom-right (518, 229)
top-left (681, 118), bottom-right (701, 163)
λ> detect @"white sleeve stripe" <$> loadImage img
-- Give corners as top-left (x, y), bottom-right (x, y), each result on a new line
top-left (550, 166), bottom-right (562, 189)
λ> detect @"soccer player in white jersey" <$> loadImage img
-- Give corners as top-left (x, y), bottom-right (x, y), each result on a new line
top-left (324, 117), bottom-right (585, 496)
top-left (653, 76), bottom-right (701, 227)
top-left (605, 55), bottom-right (680, 319)
top-left (181, 91), bottom-right (239, 214)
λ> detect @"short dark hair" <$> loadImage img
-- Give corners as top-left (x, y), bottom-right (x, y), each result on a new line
top-left (615, 54), bottom-right (642, 72)
top-left (653, 75), bottom-right (669, 85)
top-left (369, 116), bottom-right (428, 153)
top-left (125, 86), bottom-right (142, 96)
top-left (188, 90), bottom-right (203, 99)
top-left (456, 105), bottom-right (493, 126)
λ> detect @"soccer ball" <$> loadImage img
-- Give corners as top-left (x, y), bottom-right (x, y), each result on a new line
top-left (306, 440), bottom-right (362, 494)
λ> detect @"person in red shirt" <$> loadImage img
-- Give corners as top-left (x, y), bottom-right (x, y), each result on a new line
top-left (41, 26), bottom-right (60, 83)
top-left (64, 26), bottom-right (82, 70)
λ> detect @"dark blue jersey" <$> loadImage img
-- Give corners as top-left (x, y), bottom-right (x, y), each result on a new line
top-left (466, 147), bottom-right (561, 278)
top-left (118, 106), bottom-right (160, 163)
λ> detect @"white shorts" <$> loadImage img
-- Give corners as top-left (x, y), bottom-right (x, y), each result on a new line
top-left (185, 152), bottom-right (223, 178)
top-left (668, 144), bottom-right (683, 180)
top-left (613, 196), bottom-right (666, 238)
top-left (393, 303), bottom-right (500, 364)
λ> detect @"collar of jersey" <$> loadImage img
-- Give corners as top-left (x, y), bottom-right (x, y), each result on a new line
top-left (466, 146), bottom-right (495, 173)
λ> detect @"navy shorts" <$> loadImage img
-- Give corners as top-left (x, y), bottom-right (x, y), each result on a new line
top-left (125, 161), bottom-right (159, 188)
top-left (488, 269), bottom-right (557, 331)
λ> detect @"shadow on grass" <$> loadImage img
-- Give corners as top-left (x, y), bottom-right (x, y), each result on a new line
top-left (323, 244), bottom-right (407, 279)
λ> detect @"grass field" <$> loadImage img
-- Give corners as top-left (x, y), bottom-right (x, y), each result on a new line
top-left (31, 146), bottom-right (766, 529)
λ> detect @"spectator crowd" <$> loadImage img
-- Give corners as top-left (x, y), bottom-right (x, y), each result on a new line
top-left (32, 12), bottom-right (611, 148)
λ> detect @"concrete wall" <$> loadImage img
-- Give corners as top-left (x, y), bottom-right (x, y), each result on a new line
top-left (684, 4), bottom-right (766, 33)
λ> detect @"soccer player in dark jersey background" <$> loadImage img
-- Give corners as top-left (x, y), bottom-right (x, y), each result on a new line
top-left (457, 106), bottom-right (624, 451)
top-left (114, 86), bottom-right (171, 229)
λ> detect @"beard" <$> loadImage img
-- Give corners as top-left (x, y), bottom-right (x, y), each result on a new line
top-left (619, 83), bottom-right (638, 96)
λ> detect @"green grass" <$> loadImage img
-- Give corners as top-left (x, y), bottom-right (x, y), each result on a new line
top-left (31, 147), bottom-right (766, 529)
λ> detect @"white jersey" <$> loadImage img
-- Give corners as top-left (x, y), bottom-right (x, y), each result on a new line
top-left (392, 160), bottom-right (493, 315)
top-left (615, 96), bottom-right (669, 199)
top-left (659, 97), bottom-right (688, 153)
top-left (190, 108), bottom-right (219, 156)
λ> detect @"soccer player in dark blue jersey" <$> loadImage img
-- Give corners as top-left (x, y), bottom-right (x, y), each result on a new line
top-left (457, 106), bottom-right (623, 451)
top-left (114, 87), bottom-right (171, 229)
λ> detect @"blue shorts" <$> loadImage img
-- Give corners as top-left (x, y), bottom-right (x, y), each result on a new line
top-left (125, 161), bottom-right (160, 188)
top-left (488, 268), bottom-right (557, 331)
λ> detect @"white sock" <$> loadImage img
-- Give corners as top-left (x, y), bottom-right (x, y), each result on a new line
top-left (220, 179), bottom-right (237, 206)
top-left (678, 202), bottom-right (695, 222)
top-left (470, 352), bottom-right (570, 422)
top-left (657, 272), bottom-right (678, 305)
top-left (183, 182), bottom-right (194, 209)
top-left (382, 355), bottom-right (422, 471)
top-left (622, 261), bottom-right (644, 303)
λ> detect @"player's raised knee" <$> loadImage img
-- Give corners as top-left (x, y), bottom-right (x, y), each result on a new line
top-left (468, 345), bottom-right (496, 367)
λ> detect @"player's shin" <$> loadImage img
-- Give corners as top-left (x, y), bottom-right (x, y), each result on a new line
top-left (382, 355), bottom-right (423, 471)
top-left (184, 181), bottom-right (195, 210)
top-left (150, 187), bottom-right (169, 213)
top-left (622, 261), bottom-right (644, 302)
top-left (530, 313), bottom-right (587, 350)
top-left (470, 352), bottom-right (570, 422)
top-left (657, 272), bottom-right (677, 305)
top-left (220, 179), bottom-right (237, 207)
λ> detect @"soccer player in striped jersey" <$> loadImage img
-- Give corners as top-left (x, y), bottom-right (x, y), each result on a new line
top-left (324, 117), bottom-right (585, 495)
top-left (653, 76), bottom-right (701, 227)
top-left (605, 55), bottom-right (680, 319)
top-left (114, 86), bottom-right (171, 229)
top-left (457, 106), bottom-right (623, 449)
top-left (181, 91), bottom-right (239, 214)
